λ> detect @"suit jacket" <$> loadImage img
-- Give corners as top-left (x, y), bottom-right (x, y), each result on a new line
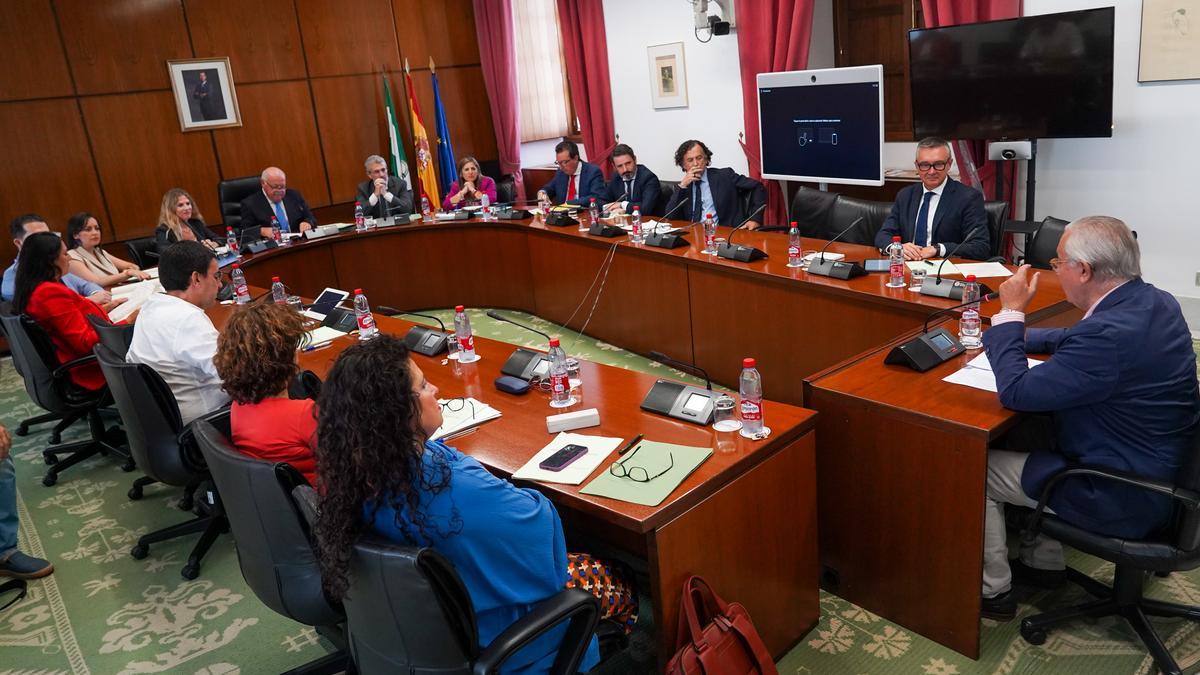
top-left (238, 189), bottom-right (316, 243)
top-left (874, 178), bottom-right (990, 260)
top-left (155, 218), bottom-right (218, 247)
top-left (604, 164), bottom-right (662, 216)
top-left (983, 278), bottom-right (1200, 538)
top-left (663, 167), bottom-right (766, 225)
top-left (25, 281), bottom-right (110, 391)
top-left (355, 176), bottom-right (413, 218)
top-left (443, 176), bottom-right (498, 211)
top-left (540, 161), bottom-right (605, 207)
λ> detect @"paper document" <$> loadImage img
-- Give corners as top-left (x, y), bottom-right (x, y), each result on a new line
top-left (908, 259), bottom-right (959, 276)
top-left (954, 262), bottom-right (1013, 278)
top-left (431, 397), bottom-right (502, 441)
top-left (804, 251), bottom-right (844, 262)
top-left (143, 267), bottom-right (160, 279)
top-left (943, 352), bottom-right (1044, 393)
top-left (303, 326), bottom-right (348, 347)
top-left (511, 433), bottom-right (625, 485)
top-left (580, 441), bottom-right (713, 506)
top-left (108, 279), bottom-right (163, 323)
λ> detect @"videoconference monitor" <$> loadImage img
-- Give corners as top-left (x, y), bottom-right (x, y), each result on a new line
top-left (908, 7), bottom-right (1114, 140)
top-left (757, 65), bottom-right (884, 187)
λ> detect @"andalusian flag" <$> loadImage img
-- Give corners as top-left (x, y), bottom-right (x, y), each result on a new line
top-left (382, 75), bottom-right (411, 192)
top-left (431, 70), bottom-right (457, 196)
top-left (404, 69), bottom-right (441, 209)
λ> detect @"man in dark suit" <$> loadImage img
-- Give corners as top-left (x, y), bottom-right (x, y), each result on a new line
top-left (537, 140), bottom-right (604, 207)
top-left (355, 154), bottom-right (412, 219)
top-left (979, 215), bottom-right (1200, 620)
top-left (192, 71), bottom-right (221, 121)
top-left (874, 137), bottom-right (990, 260)
top-left (238, 166), bottom-right (316, 244)
top-left (663, 139), bottom-right (766, 228)
top-left (602, 144), bottom-right (661, 217)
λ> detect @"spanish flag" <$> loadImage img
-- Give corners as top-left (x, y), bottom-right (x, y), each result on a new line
top-left (404, 66), bottom-right (441, 210)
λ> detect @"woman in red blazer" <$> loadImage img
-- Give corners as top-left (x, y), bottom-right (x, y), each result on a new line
top-left (13, 232), bottom-right (119, 391)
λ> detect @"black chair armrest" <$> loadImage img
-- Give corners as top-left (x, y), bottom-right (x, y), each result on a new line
top-left (52, 353), bottom-right (97, 381)
top-left (1021, 465), bottom-right (1200, 544)
top-left (473, 587), bottom-right (600, 675)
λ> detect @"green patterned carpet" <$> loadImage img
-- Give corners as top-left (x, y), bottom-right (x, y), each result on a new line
top-left (2, 315), bottom-right (1198, 674)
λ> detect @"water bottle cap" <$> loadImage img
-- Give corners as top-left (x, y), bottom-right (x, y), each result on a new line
top-left (549, 338), bottom-right (560, 347)
top-left (790, 221), bottom-right (797, 227)
top-left (271, 276), bottom-right (279, 282)
top-left (743, 357), bottom-right (756, 369)
top-left (355, 201), bottom-right (360, 205)
top-left (354, 288), bottom-right (363, 295)
top-left (633, 204), bottom-right (639, 209)
top-left (232, 263), bottom-right (240, 269)
top-left (455, 305), bottom-right (465, 312)
top-left (892, 236), bottom-right (901, 241)
top-left (966, 274), bottom-right (977, 282)
top-left (706, 213), bottom-right (713, 218)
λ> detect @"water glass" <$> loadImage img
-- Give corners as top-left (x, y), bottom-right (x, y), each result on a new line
top-left (445, 332), bottom-right (460, 360)
top-left (711, 394), bottom-right (742, 432)
top-left (909, 265), bottom-right (927, 291)
top-left (565, 357), bottom-right (582, 390)
top-left (286, 295), bottom-right (303, 312)
top-left (364, 216), bottom-right (377, 230)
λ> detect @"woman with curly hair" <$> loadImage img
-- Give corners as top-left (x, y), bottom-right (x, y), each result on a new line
top-left (313, 336), bottom-right (636, 674)
top-left (213, 303), bottom-right (318, 485)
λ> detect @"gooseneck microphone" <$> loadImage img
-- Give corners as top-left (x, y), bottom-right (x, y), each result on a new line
top-left (658, 193), bottom-right (692, 222)
top-left (817, 217), bottom-right (865, 265)
top-left (644, 194), bottom-right (693, 249)
top-left (932, 225), bottom-right (984, 285)
top-left (647, 350), bottom-right (712, 391)
top-left (885, 290), bottom-right (997, 372)
top-left (807, 217), bottom-right (867, 279)
top-left (486, 310), bottom-right (552, 342)
top-left (377, 306), bottom-right (452, 356)
top-left (377, 307), bottom-right (446, 332)
top-left (715, 203), bottom-right (768, 262)
top-left (920, 226), bottom-right (989, 299)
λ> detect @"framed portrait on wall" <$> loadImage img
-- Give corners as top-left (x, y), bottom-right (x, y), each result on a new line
top-left (647, 42), bottom-right (689, 109)
top-left (1138, 0), bottom-right (1200, 82)
top-left (167, 57), bottom-right (242, 131)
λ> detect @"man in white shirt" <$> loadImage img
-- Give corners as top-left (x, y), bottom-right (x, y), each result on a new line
top-left (127, 241), bottom-right (229, 425)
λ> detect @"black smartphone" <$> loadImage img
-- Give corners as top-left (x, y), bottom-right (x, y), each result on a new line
top-left (538, 444), bottom-right (588, 471)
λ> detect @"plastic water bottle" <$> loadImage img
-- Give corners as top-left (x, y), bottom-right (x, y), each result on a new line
top-left (270, 276), bottom-right (287, 304)
top-left (231, 264), bottom-right (250, 304)
top-left (453, 305), bottom-right (479, 363)
top-left (547, 338), bottom-right (576, 408)
top-left (354, 201), bottom-right (365, 232)
top-left (583, 198), bottom-right (598, 232)
top-left (787, 221), bottom-right (802, 268)
top-left (630, 204), bottom-right (644, 244)
top-left (702, 213), bottom-right (717, 254)
top-left (959, 275), bottom-right (983, 349)
top-left (480, 193), bottom-right (492, 221)
top-left (421, 196), bottom-right (432, 222)
top-left (225, 227), bottom-right (239, 255)
top-left (538, 191), bottom-right (551, 215)
top-left (353, 288), bottom-right (378, 340)
top-left (271, 215), bottom-right (287, 247)
top-left (886, 236), bottom-right (905, 288)
top-left (738, 358), bottom-right (765, 438)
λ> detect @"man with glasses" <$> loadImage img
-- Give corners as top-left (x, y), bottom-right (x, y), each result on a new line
top-left (977, 216), bottom-right (1199, 620)
top-left (873, 137), bottom-right (990, 261)
top-left (126, 241), bottom-right (229, 425)
top-left (237, 166), bottom-right (316, 244)
top-left (536, 140), bottom-right (604, 207)
top-left (602, 144), bottom-right (662, 216)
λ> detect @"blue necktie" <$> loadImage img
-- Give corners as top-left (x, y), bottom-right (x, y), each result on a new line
top-left (273, 200), bottom-right (290, 233)
top-left (691, 183), bottom-right (701, 223)
top-left (914, 191), bottom-right (934, 247)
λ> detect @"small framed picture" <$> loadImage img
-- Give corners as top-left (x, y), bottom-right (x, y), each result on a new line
top-left (647, 42), bottom-right (689, 110)
top-left (167, 57), bottom-right (242, 131)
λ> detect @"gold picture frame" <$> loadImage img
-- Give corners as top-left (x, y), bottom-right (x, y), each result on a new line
top-left (167, 57), bottom-right (243, 131)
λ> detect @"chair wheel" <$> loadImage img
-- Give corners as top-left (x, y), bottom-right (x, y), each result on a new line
top-left (42, 472), bottom-right (57, 487)
top-left (130, 543), bottom-right (149, 560)
top-left (181, 564), bottom-right (199, 580)
top-left (49, 432), bottom-right (61, 444)
top-left (44, 453), bottom-right (58, 465)
top-left (121, 459), bottom-right (136, 472)
top-left (1020, 621), bottom-right (1047, 646)
top-left (16, 425), bottom-right (29, 437)
top-left (178, 496), bottom-right (193, 511)
top-left (128, 485), bottom-right (143, 500)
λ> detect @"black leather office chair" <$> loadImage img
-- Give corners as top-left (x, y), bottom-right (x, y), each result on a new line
top-left (193, 421), bottom-right (350, 675)
top-left (94, 344), bottom-right (227, 579)
top-left (983, 200), bottom-right (1010, 259)
top-left (125, 237), bottom-right (159, 270)
top-left (0, 314), bottom-right (126, 485)
top-left (495, 175), bottom-right (516, 205)
top-left (85, 315), bottom-right (135, 357)
top-left (217, 175), bottom-right (261, 231)
top-left (828, 196), bottom-right (891, 246)
top-left (1018, 427), bottom-right (1200, 675)
top-left (656, 180), bottom-right (676, 218)
top-left (1026, 216), bottom-right (1069, 270)
top-left (789, 186), bottom-right (840, 238)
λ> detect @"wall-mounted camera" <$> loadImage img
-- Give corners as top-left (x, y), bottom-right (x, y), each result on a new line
top-left (987, 140), bottom-right (1033, 161)
top-left (692, 0), bottom-right (736, 39)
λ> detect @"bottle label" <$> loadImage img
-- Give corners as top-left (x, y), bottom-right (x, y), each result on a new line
top-left (357, 312), bottom-right (375, 332)
top-left (458, 333), bottom-right (474, 352)
top-left (705, 232), bottom-right (715, 248)
top-left (890, 260), bottom-right (904, 277)
top-left (234, 284), bottom-right (250, 303)
top-left (550, 372), bottom-right (569, 395)
top-left (740, 399), bottom-right (762, 421)
top-left (788, 245), bottom-right (800, 258)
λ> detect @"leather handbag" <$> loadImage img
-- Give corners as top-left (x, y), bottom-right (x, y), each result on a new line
top-left (666, 575), bottom-right (778, 675)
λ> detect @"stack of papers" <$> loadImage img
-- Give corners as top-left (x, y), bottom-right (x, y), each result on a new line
top-left (511, 433), bottom-right (625, 485)
top-left (943, 352), bottom-right (1044, 392)
top-left (907, 259), bottom-right (959, 275)
top-left (804, 251), bottom-right (844, 262)
top-left (302, 326), bottom-right (347, 347)
top-left (109, 279), bottom-right (163, 323)
top-left (431, 397), bottom-right (502, 441)
top-left (954, 262), bottom-right (1013, 278)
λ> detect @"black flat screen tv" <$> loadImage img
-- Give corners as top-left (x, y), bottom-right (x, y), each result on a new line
top-left (908, 7), bottom-right (1114, 140)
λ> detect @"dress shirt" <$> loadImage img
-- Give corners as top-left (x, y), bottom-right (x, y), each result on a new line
top-left (1, 260), bottom-right (102, 302)
top-left (367, 189), bottom-right (395, 207)
top-left (616, 169), bottom-right (637, 210)
top-left (126, 293), bottom-right (229, 425)
top-left (992, 280), bottom-right (1129, 327)
top-left (692, 170), bottom-right (717, 223)
top-left (922, 179), bottom-right (946, 256)
top-left (264, 190), bottom-right (290, 232)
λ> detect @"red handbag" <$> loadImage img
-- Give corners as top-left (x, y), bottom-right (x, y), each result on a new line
top-left (666, 575), bottom-right (778, 675)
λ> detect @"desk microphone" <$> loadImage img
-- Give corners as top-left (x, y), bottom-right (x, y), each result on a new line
top-left (486, 311), bottom-right (557, 381)
top-left (647, 350), bottom-right (712, 390)
top-left (920, 226), bottom-right (990, 300)
top-left (641, 350), bottom-right (719, 424)
top-left (807, 217), bottom-right (867, 279)
top-left (377, 306), bottom-right (451, 356)
top-left (486, 310), bottom-right (552, 341)
top-left (885, 291), bottom-right (998, 372)
top-left (645, 194), bottom-right (692, 249)
top-left (715, 203), bottom-right (768, 262)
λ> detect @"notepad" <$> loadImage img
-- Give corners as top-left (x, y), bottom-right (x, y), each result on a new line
top-left (943, 352), bottom-right (1044, 392)
top-left (954, 262), bottom-right (1013, 278)
top-left (108, 279), bottom-right (163, 323)
top-left (907, 259), bottom-right (960, 275)
top-left (580, 441), bottom-right (712, 506)
top-left (511, 433), bottom-right (625, 485)
top-left (302, 326), bottom-right (347, 348)
top-left (431, 397), bottom-right (502, 441)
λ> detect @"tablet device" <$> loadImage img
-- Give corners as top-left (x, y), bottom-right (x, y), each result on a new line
top-left (303, 288), bottom-right (350, 320)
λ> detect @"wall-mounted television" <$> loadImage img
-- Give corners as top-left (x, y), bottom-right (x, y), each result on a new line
top-left (908, 7), bottom-right (1114, 140)
top-left (757, 65), bottom-right (884, 186)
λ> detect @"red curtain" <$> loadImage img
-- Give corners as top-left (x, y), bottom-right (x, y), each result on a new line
top-left (556, 0), bottom-right (617, 179)
top-left (920, 0), bottom-right (1023, 214)
top-left (473, 0), bottom-right (526, 202)
top-left (734, 0), bottom-right (815, 226)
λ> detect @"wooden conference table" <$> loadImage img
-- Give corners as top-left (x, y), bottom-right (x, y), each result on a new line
top-left (226, 215), bottom-right (1077, 660)
top-left (206, 299), bottom-right (821, 668)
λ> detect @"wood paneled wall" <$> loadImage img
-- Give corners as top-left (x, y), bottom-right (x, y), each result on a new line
top-left (0, 0), bottom-right (496, 264)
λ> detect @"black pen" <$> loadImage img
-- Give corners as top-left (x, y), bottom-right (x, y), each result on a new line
top-left (617, 434), bottom-right (644, 456)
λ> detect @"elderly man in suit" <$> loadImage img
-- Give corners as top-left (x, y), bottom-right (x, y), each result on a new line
top-left (979, 215), bottom-right (1200, 620)
top-left (537, 140), bottom-right (604, 207)
top-left (602, 144), bottom-right (662, 217)
top-left (663, 139), bottom-right (766, 229)
top-left (874, 137), bottom-right (990, 260)
top-left (354, 154), bottom-right (412, 219)
top-left (238, 167), bottom-right (316, 244)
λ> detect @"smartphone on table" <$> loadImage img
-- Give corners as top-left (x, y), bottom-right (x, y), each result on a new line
top-left (538, 444), bottom-right (588, 471)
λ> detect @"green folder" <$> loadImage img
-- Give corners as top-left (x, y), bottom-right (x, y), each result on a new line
top-left (580, 441), bottom-right (713, 506)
